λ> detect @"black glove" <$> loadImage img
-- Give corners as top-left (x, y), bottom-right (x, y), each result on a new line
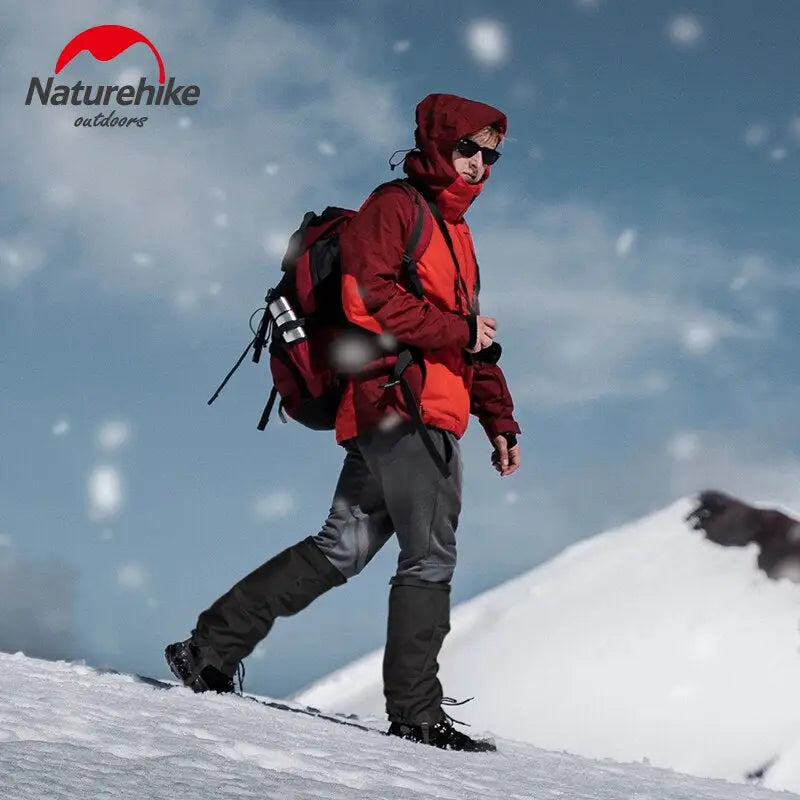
top-left (498, 431), bottom-right (517, 448)
top-left (464, 342), bottom-right (502, 366)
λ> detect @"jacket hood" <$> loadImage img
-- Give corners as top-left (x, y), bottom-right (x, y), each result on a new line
top-left (403, 93), bottom-right (507, 222)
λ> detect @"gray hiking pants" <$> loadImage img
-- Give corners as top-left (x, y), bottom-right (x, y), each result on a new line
top-left (313, 421), bottom-right (463, 583)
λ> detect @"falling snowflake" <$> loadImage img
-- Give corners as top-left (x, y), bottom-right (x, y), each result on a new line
top-left (465, 19), bottom-right (509, 67)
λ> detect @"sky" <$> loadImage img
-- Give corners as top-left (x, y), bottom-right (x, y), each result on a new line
top-left (2, 0), bottom-right (800, 698)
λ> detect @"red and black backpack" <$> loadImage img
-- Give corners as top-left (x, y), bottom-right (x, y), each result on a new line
top-left (208, 179), bottom-right (432, 433)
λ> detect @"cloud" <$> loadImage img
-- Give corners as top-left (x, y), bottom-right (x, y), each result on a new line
top-left (253, 490), bottom-right (296, 522)
top-left (474, 201), bottom-right (776, 407)
top-left (96, 420), bottom-right (132, 451)
top-left (0, 237), bottom-right (45, 289)
top-left (88, 465), bottom-right (124, 521)
top-left (464, 19), bottom-right (510, 67)
top-left (1, 1), bottom-right (406, 312)
top-left (667, 14), bottom-right (704, 48)
top-left (0, 551), bottom-right (78, 660)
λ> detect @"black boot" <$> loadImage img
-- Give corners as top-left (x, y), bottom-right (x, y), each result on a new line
top-left (388, 715), bottom-right (497, 753)
top-left (166, 536), bottom-right (346, 689)
top-left (165, 638), bottom-right (235, 693)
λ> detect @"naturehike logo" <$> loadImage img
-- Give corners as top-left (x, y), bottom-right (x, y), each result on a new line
top-left (25, 25), bottom-right (200, 128)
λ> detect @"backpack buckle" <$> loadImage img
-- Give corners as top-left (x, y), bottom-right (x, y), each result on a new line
top-left (379, 348), bottom-right (414, 390)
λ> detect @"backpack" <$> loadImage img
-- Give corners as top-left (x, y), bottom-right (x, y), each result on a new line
top-left (207, 178), bottom-right (432, 434)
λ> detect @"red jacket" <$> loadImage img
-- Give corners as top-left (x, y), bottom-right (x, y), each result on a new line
top-left (335, 94), bottom-right (521, 445)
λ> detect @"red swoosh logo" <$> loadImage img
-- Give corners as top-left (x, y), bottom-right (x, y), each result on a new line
top-left (55, 25), bottom-right (166, 84)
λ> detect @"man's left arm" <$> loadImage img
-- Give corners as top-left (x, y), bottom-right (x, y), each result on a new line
top-left (470, 356), bottom-right (521, 477)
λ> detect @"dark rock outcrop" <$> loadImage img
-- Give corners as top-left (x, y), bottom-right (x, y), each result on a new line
top-left (685, 490), bottom-right (800, 582)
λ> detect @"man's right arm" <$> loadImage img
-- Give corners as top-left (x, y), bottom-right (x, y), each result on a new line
top-left (339, 189), bottom-right (477, 351)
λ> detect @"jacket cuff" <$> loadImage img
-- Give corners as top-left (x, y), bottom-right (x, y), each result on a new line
top-left (464, 314), bottom-right (478, 350)
top-left (482, 417), bottom-right (521, 442)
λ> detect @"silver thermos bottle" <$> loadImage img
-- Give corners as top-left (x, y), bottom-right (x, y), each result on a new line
top-left (269, 296), bottom-right (306, 344)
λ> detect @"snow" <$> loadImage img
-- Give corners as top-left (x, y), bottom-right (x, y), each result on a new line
top-left (464, 20), bottom-right (509, 67)
top-left (116, 562), bottom-right (148, 590)
top-left (297, 499), bottom-right (800, 794)
top-left (667, 431), bottom-right (701, 462)
top-left (52, 419), bottom-right (70, 437)
top-left (682, 322), bottom-right (718, 354)
top-left (252, 490), bottom-right (296, 522)
top-left (131, 252), bottom-right (153, 267)
top-left (87, 466), bottom-right (124, 522)
top-left (96, 421), bottom-right (132, 452)
top-left (262, 231), bottom-right (290, 259)
top-left (616, 228), bottom-right (637, 257)
top-left (668, 15), bottom-right (704, 48)
top-left (0, 652), bottom-right (795, 800)
top-left (745, 124), bottom-right (770, 149)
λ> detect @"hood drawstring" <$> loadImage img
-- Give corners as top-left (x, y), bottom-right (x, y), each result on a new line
top-left (388, 147), bottom-right (416, 171)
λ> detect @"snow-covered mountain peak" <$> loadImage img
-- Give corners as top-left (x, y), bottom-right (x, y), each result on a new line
top-left (297, 497), bottom-right (800, 791)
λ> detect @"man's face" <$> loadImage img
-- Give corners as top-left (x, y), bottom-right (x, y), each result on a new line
top-left (451, 127), bottom-right (502, 184)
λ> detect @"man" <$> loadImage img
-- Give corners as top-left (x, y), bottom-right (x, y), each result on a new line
top-left (165, 93), bottom-right (521, 752)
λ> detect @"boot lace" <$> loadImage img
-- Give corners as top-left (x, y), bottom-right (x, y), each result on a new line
top-left (441, 695), bottom-right (474, 727)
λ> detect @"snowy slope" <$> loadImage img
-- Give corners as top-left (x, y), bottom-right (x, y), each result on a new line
top-left (0, 652), bottom-right (796, 800)
top-left (297, 498), bottom-right (800, 793)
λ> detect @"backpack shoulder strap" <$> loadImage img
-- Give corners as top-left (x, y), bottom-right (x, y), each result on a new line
top-left (370, 178), bottom-right (430, 300)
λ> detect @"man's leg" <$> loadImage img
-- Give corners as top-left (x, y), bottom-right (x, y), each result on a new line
top-left (312, 442), bottom-right (395, 579)
top-left (357, 422), bottom-right (462, 726)
top-left (167, 441), bottom-right (390, 689)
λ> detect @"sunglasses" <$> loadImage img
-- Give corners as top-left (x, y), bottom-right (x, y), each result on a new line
top-left (455, 137), bottom-right (502, 165)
